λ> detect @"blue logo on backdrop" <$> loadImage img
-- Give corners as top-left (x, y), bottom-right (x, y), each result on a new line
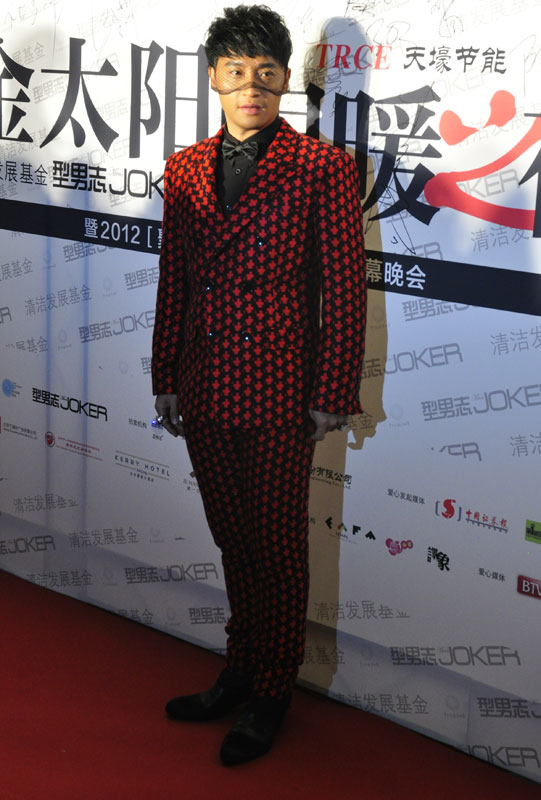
top-left (2, 379), bottom-right (15, 397)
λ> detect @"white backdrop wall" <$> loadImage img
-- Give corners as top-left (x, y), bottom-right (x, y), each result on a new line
top-left (1, 0), bottom-right (541, 783)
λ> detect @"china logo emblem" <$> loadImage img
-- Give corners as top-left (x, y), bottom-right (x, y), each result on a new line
top-left (45, 431), bottom-right (55, 447)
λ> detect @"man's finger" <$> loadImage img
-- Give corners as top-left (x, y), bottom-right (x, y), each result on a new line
top-left (154, 394), bottom-right (184, 438)
top-left (311, 420), bottom-right (328, 441)
top-left (160, 419), bottom-right (179, 437)
top-left (175, 420), bottom-right (185, 437)
top-left (169, 401), bottom-right (180, 425)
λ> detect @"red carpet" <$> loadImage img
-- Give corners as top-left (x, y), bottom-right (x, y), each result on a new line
top-left (2, 568), bottom-right (539, 799)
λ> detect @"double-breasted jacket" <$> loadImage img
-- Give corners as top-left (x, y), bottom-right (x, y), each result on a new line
top-left (152, 118), bottom-right (366, 428)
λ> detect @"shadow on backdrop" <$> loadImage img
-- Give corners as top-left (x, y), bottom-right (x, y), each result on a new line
top-left (298, 14), bottom-right (388, 697)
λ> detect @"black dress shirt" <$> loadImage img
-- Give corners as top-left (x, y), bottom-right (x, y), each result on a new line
top-left (217, 116), bottom-right (282, 211)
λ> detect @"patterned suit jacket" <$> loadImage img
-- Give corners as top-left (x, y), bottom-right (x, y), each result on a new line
top-left (152, 118), bottom-right (366, 428)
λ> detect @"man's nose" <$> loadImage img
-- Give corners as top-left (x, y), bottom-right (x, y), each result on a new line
top-left (241, 80), bottom-right (263, 94)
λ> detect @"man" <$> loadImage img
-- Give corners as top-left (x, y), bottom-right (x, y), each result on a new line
top-left (152, 4), bottom-right (366, 766)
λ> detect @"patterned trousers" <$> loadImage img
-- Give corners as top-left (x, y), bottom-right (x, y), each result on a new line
top-left (183, 419), bottom-right (316, 699)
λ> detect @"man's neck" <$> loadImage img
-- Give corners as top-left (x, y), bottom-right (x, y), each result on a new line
top-left (224, 116), bottom-right (281, 142)
top-left (224, 116), bottom-right (281, 144)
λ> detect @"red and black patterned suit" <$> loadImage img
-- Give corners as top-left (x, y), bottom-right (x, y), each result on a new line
top-left (152, 118), bottom-right (366, 698)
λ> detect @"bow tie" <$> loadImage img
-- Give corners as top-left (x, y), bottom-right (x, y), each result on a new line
top-left (222, 138), bottom-right (259, 163)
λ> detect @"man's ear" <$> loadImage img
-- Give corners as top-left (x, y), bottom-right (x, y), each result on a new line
top-left (208, 65), bottom-right (217, 90)
top-left (283, 67), bottom-right (291, 94)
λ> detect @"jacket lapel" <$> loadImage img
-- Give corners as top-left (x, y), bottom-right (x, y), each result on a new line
top-left (191, 128), bottom-right (225, 234)
top-left (195, 119), bottom-right (301, 262)
top-left (233, 121), bottom-right (299, 208)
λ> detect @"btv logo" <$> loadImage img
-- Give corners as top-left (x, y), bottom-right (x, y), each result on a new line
top-left (435, 498), bottom-right (462, 521)
top-left (517, 575), bottom-right (541, 600)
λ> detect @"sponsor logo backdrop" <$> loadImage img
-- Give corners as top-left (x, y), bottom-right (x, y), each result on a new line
top-left (1, 0), bottom-right (540, 783)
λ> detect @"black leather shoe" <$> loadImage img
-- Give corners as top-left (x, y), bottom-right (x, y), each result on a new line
top-left (165, 668), bottom-right (252, 721)
top-left (220, 694), bottom-right (291, 766)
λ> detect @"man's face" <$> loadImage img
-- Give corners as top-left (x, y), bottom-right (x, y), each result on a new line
top-left (208, 54), bottom-right (290, 141)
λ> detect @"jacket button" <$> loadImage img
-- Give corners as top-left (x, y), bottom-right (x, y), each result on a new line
top-left (204, 282), bottom-right (214, 292)
top-left (257, 239), bottom-right (264, 247)
top-left (207, 329), bottom-right (216, 338)
top-left (241, 332), bottom-right (252, 342)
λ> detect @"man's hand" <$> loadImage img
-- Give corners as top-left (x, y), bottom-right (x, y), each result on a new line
top-left (309, 409), bottom-right (348, 441)
top-left (155, 393), bottom-right (185, 437)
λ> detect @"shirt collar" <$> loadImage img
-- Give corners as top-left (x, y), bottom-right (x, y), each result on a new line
top-left (223, 116), bottom-right (282, 150)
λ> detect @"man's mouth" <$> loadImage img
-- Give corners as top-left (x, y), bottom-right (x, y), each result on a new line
top-left (240, 104), bottom-right (263, 114)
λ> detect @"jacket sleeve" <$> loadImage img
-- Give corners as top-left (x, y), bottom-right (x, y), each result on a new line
top-left (151, 154), bottom-right (188, 395)
top-left (309, 148), bottom-right (367, 416)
